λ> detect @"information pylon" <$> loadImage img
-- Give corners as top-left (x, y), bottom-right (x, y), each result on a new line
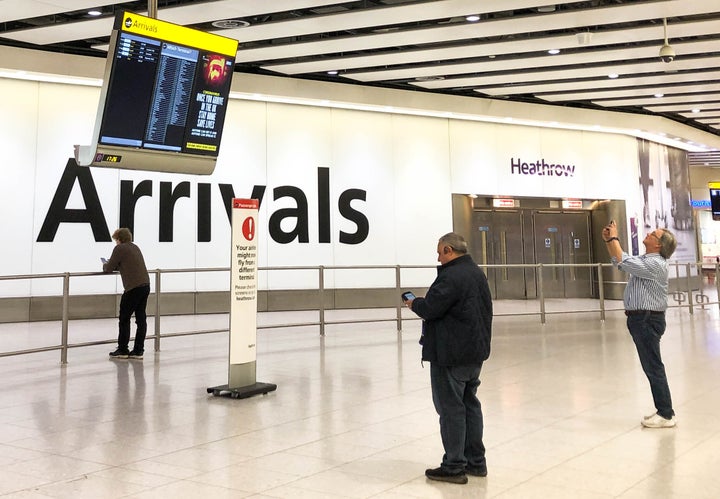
top-left (207, 198), bottom-right (276, 399)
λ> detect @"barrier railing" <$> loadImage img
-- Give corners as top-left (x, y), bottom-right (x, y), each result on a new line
top-left (1, 261), bottom-right (718, 363)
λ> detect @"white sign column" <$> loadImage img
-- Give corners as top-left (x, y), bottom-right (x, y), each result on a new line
top-left (207, 198), bottom-right (276, 399)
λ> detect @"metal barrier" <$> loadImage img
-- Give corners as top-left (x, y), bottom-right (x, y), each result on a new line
top-left (1, 261), bottom-right (718, 363)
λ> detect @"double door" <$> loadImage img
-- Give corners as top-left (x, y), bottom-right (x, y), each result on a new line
top-left (470, 210), bottom-right (593, 299)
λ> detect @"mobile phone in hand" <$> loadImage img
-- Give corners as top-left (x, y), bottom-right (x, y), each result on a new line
top-left (401, 291), bottom-right (415, 301)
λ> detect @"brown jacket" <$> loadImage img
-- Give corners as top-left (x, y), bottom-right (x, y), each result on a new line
top-left (103, 242), bottom-right (149, 291)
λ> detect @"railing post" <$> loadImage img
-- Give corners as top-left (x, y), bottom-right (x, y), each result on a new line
top-left (319, 265), bottom-right (325, 336)
top-left (685, 263), bottom-right (693, 315)
top-left (395, 265), bottom-right (402, 332)
top-left (154, 269), bottom-right (161, 352)
top-left (60, 272), bottom-right (70, 365)
top-left (597, 263), bottom-right (605, 321)
top-left (538, 263), bottom-right (546, 324)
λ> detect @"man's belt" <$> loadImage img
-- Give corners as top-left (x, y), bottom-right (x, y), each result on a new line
top-left (625, 310), bottom-right (665, 316)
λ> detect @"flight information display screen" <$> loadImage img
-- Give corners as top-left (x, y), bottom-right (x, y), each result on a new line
top-left (97, 11), bottom-right (238, 157)
top-left (710, 182), bottom-right (720, 221)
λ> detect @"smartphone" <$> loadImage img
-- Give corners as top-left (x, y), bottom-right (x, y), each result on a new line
top-left (401, 291), bottom-right (415, 301)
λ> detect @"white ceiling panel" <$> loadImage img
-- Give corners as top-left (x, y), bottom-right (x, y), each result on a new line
top-left (238, 0), bottom-right (708, 63)
top-left (268, 18), bottom-right (720, 77)
top-left (1, 0), bottom-right (719, 147)
top-left (0, 1), bottom-right (132, 23)
top-left (0, 0), bottom-right (354, 44)
top-left (599, 93), bottom-right (720, 107)
top-left (473, 70), bottom-right (720, 97)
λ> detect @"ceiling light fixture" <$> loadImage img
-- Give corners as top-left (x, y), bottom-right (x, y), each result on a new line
top-left (692, 108), bottom-right (701, 113)
top-left (211, 19), bottom-right (250, 29)
top-left (659, 18), bottom-right (675, 63)
top-left (88, 10), bottom-right (102, 16)
top-left (327, 70), bottom-right (339, 75)
top-left (466, 15), bottom-right (480, 22)
top-left (537, 5), bottom-right (556, 13)
top-left (548, 49), bottom-right (560, 55)
top-left (608, 73), bottom-right (619, 79)
top-left (654, 93), bottom-right (664, 98)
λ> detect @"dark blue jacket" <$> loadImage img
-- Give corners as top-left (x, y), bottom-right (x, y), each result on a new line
top-left (411, 254), bottom-right (492, 366)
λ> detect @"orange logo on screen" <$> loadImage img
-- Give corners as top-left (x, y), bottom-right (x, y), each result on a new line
top-left (203, 55), bottom-right (230, 86)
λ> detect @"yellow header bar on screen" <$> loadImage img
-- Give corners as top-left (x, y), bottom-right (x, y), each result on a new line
top-left (709, 182), bottom-right (720, 189)
top-left (118, 11), bottom-right (238, 56)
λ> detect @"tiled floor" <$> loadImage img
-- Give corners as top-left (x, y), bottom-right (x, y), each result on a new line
top-left (1, 299), bottom-right (720, 498)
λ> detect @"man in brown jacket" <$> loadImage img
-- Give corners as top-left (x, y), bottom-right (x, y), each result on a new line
top-left (103, 228), bottom-right (150, 360)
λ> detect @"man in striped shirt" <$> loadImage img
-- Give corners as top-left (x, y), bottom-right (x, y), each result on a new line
top-left (603, 220), bottom-right (678, 428)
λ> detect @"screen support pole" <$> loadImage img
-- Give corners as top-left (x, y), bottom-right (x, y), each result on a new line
top-left (148, 0), bottom-right (158, 19)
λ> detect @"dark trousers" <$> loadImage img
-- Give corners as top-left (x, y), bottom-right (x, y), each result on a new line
top-left (626, 312), bottom-right (674, 419)
top-left (118, 284), bottom-right (150, 353)
top-left (430, 363), bottom-right (486, 473)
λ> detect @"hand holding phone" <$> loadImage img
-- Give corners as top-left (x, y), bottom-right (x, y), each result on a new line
top-left (401, 291), bottom-right (415, 301)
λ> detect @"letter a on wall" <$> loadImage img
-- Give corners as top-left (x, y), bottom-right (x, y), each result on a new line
top-left (207, 198), bottom-right (276, 399)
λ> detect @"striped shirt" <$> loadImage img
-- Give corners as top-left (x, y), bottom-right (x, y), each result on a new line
top-left (612, 252), bottom-right (668, 311)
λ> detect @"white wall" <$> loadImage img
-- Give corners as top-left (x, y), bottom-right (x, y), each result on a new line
top-left (0, 76), bottom-right (644, 296)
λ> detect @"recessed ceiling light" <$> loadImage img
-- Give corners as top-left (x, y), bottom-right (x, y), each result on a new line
top-left (88, 10), bottom-right (102, 16)
top-left (327, 70), bottom-right (338, 75)
top-left (692, 108), bottom-right (701, 113)
top-left (548, 49), bottom-right (560, 55)
top-left (537, 5), bottom-right (556, 13)
top-left (466, 15), bottom-right (480, 22)
top-left (654, 93), bottom-right (664, 98)
top-left (211, 19), bottom-right (250, 29)
top-left (608, 73), bottom-right (619, 79)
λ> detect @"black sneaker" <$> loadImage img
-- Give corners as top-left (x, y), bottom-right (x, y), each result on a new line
top-left (109, 348), bottom-right (129, 359)
top-left (128, 350), bottom-right (144, 360)
top-left (425, 467), bottom-right (468, 484)
top-left (466, 465), bottom-right (487, 477)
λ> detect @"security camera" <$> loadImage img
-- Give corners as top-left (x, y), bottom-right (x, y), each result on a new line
top-left (659, 18), bottom-right (675, 63)
top-left (659, 43), bottom-right (675, 63)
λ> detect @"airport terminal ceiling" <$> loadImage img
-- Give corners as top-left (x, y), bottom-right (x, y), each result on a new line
top-left (1, 0), bottom-right (720, 164)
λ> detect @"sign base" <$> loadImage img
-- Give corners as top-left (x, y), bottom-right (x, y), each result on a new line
top-left (206, 382), bottom-right (277, 399)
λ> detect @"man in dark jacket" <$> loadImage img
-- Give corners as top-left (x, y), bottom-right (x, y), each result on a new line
top-left (404, 232), bottom-right (492, 484)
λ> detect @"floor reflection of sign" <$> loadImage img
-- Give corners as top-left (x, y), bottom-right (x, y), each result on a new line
top-left (545, 238), bottom-right (551, 248)
top-left (574, 238), bottom-right (580, 249)
top-left (478, 226), bottom-right (489, 231)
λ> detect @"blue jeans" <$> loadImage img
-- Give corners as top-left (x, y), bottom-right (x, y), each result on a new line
top-left (118, 284), bottom-right (150, 353)
top-left (430, 363), bottom-right (486, 473)
top-left (626, 312), bottom-right (674, 419)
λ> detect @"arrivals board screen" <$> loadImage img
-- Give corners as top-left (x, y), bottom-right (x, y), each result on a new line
top-left (709, 182), bottom-right (720, 220)
top-left (97, 11), bottom-right (238, 157)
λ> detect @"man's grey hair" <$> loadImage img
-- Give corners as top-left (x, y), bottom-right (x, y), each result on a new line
top-left (657, 228), bottom-right (677, 259)
top-left (439, 232), bottom-right (468, 254)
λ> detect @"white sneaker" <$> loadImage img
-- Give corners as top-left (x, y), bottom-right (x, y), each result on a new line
top-left (641, 413), bottom-right (676, 428)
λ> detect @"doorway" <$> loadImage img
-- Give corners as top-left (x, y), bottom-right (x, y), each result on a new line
top-left (469, 209), bottom-right (593, 299)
